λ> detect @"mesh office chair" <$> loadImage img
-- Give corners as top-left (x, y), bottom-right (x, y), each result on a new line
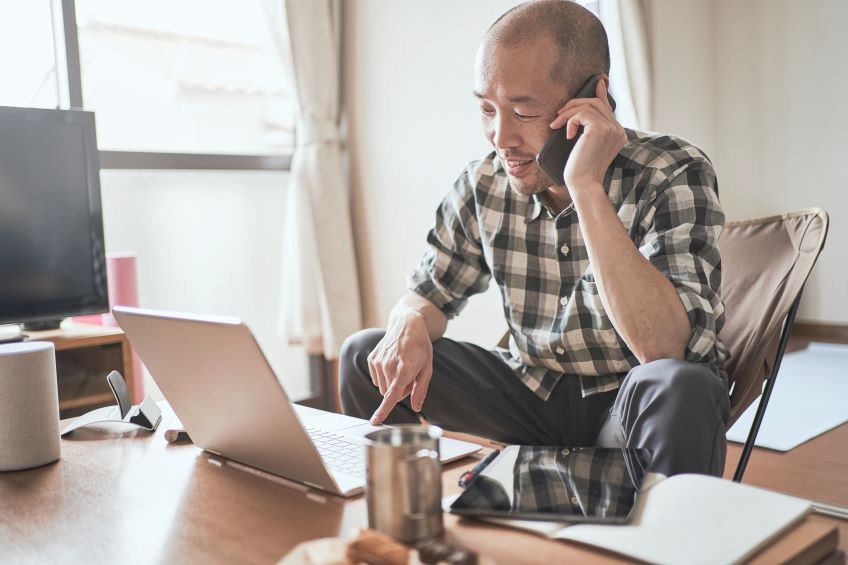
top-left (718, 208), bottom-right (829, 481)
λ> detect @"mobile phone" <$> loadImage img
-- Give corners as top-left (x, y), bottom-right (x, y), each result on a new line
top-left (535, 75), bottom-right (617, 186)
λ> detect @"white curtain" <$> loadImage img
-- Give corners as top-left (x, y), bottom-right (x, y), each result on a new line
top-left (267, 0), bottom-right (362, 359)
top-left (599, 0), bottom-right (653, 130)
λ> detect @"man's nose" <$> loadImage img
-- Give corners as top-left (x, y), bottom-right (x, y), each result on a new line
top-left (490, 115), bottom-right (521, 149)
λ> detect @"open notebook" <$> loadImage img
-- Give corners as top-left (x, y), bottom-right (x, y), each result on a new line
top-left (447, 474), bottom-right (811, 565)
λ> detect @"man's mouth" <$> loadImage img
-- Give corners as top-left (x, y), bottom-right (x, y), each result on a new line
top-left (504, 157), bottom-right (535, 177)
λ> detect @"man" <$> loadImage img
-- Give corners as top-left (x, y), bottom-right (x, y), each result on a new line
top-left (340, 0), bottom-right (730, 477)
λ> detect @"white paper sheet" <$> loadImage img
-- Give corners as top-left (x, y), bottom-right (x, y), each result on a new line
top-left (727, 342), bottom-right (848, 451)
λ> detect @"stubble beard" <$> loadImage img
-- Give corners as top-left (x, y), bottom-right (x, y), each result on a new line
top-left (507, 167), bottom-right (552, 196)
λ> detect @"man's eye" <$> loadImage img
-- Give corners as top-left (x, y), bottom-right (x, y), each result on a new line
top-left (514, 112), bottom-right (540, 120)
top-left (480, 107), bottom-right (495, 117)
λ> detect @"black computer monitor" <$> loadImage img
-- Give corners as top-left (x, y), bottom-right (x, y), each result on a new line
top-left (0, 105), bottom-right (108, 330)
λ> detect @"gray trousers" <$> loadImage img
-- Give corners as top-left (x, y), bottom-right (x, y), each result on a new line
top-left (339, 329), bottom-right (730, 477)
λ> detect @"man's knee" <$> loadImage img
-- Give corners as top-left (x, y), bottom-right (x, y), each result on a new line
top-left (340, 328), bottom-right (384, 365)
top-left (627, 358), bottom-right (729, 420)
top-left (339, 328), bottom-right (385, 401)
top-left (617, 359), bottom-right (730, 476)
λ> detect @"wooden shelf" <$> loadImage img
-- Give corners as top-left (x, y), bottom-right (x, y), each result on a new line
top-left (59, 392), bottom-right (115, 411)
top-left (26, 324), bottom-right (135, 418)
top-left (25, 324), bottom-right (125, 351)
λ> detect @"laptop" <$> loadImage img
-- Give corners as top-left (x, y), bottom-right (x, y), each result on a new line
top-left (113, 306), bottom-right (481, 497)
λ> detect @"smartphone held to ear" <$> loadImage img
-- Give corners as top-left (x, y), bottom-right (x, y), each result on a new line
top-left (535, 76), bottom-right (617, 186)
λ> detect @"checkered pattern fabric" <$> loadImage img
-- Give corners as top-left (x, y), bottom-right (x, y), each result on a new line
top-left (513, 446), bottom-right (643, 517)
top-left (451, 447), bottom-right (649, 518)
top-left (407, 129), bottom-right (728, 400)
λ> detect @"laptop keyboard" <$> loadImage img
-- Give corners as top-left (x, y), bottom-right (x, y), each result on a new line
top-left (306, 427), bottom-right (366, 478)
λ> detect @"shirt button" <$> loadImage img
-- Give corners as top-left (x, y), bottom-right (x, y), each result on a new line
top-left (560, 244), bottom-right (570, 256)
top-left (556, 347), bottom-right (565, 355)
top-left (560, 296), bottom-right (568, 306)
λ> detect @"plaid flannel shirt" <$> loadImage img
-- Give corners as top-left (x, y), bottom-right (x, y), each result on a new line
top-left (408, 129), bottom-right (728, 400)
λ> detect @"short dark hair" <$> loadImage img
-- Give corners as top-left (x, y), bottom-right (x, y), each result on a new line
top-left (487, 1), bottom-right (611, 94)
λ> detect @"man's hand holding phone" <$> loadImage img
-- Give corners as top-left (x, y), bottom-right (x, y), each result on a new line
top-left (367, 310), bottom-right (434, 425)
top-left (549, 78), bottom-right (627, 193)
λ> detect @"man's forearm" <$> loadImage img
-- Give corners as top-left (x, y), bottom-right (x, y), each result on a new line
top-left (572, 183), bottom-right (691, 362)
top-left (388, 292), bottom-right (448, 342)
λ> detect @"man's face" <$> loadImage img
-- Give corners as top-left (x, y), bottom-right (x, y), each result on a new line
top-left (474, 37), bottom-right (570, 195)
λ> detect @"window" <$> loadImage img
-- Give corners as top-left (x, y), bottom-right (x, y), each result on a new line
top-left (0, 0), bottom-right (310, 401)
top-left (0, 1), bottom-right (60, 108)
top-left (12, 0), bottom-right (299, 170)
top-left (1, 0), bottom-right (294, 166)
top-left (75, 0), bottom-right (295, 156)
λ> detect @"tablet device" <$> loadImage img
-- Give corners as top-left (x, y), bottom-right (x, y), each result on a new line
top-left (449, 446), bottom-right (652, 524)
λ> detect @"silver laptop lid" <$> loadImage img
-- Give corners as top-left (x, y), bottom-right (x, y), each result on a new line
top-left (113, 306), bottom-right (340, 493)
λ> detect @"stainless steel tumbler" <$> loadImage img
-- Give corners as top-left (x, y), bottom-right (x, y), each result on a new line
top-left (364, 425), bottom-right (443, 543)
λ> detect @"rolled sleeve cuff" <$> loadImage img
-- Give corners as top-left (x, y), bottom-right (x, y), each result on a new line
top-left (674, 282), bottom-right (719, 363)
top-left (406, 269), bottom-right (466, 319)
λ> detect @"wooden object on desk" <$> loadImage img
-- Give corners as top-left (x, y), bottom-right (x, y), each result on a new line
top-left (747, 520), bottom-right (839, 565)
top-left (26, 324), bottom-right (135, 418)
top-left (0, 403), bottom-right (841, 565)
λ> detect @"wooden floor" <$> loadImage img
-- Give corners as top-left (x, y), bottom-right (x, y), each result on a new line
top-left (724, 325), bottom-right (848, 554)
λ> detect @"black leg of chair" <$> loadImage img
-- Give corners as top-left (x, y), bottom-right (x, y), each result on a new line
top-left (733, 293), bottom-right (804, 482)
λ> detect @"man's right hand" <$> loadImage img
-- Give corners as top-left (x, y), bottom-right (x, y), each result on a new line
top-left (367, 310), bottom-right (434, 425)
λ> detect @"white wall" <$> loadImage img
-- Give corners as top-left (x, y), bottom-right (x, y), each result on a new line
top-left (343, 0), bottom-right (521, 345)
top-left (712, 0), bottom-right (848, 322)
top-left (649, 0), bottom-right (716, 159)
top-left (651, 0), bottom-right (848, 323)
top-left (100, 170), bottom-right (311, 401)
top-left (345, 0), bottom-right (848, 332)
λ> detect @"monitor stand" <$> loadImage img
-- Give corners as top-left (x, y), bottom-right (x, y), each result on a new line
top-left (0, 325), bottom-right (26, 344)
top-left (21, 319), bottom-right (63, 332)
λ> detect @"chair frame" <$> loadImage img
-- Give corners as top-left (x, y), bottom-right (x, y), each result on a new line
top-left (732, 291), bottom-right (803, 482)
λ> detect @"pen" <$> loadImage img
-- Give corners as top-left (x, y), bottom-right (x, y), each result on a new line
top-left (458, 450), bottom-right (500, 488)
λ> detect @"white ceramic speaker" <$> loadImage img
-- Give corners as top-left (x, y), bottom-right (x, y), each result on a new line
top-left (0, 341), bottom-right (61, 471)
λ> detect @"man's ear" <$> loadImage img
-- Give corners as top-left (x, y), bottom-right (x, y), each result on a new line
top-left (595, 73), bottom-right (616, 111)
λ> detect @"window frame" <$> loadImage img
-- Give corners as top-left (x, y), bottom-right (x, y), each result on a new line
top-left (55, 0), bottom-right (292, 171)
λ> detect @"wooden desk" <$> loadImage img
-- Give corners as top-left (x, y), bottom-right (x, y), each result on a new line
top-left (0, 405), bottom-right (842, 564)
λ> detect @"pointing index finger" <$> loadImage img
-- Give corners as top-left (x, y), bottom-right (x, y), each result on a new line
top-left (370, 396), bottom-right (395, 425)
top-left (370, 380), bottom-right (406, 425)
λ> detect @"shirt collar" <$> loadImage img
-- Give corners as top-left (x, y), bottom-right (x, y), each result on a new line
top-left (525, 193), bottom-right (546, 223)
top-left (491, 153), bottom-right (563, 223)
top-left (491, 152), bottom-right (504, 174)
